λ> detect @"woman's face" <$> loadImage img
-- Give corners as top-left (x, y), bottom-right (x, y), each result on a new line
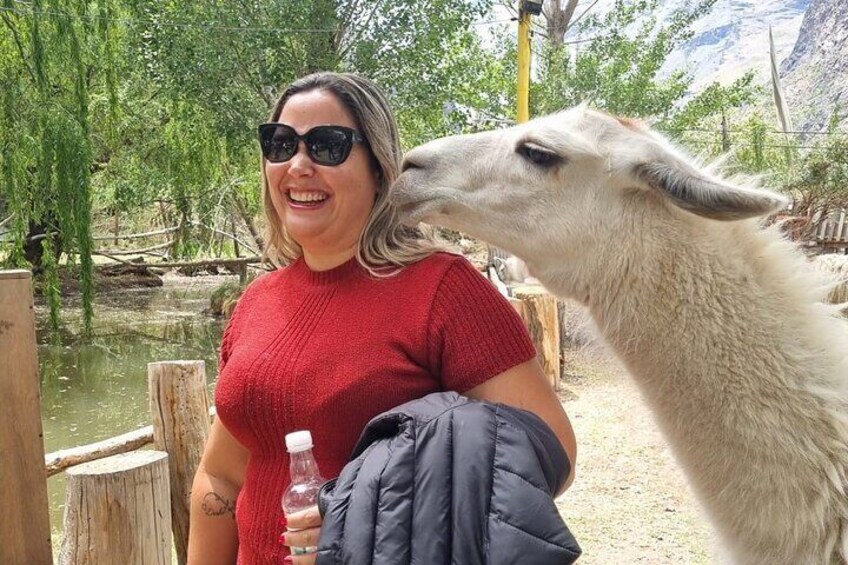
top-left (264, 90), bottom-right (379, 262)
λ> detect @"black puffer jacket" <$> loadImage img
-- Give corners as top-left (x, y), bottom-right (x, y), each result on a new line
top-left (316, 392), bottom-right (581, 565)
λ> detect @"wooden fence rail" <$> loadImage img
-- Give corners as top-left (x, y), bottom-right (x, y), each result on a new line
top-left (812, 209), bottom-right (848, 249)
top-left (45, 405), bottom-right (218, 479)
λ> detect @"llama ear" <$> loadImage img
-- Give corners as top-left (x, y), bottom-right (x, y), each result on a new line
top-left (633, 161), bottom-right (787, 221)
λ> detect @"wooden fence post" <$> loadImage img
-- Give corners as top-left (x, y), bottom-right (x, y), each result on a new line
top-left (59, 451), bottom-right (171, 564)
top-left (513, 285), bottom-right (561, 391)
top-left (0, 270), bottom-right (53, 565)
top-left (148, 361), bottom-right (211, 565)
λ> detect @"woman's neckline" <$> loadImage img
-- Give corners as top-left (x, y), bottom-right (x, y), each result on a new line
top-left (289, 255), bottom-right (363, 285)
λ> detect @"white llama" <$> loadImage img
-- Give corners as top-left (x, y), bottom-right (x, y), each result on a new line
top-left (391, 106), bottom-right (848, 564)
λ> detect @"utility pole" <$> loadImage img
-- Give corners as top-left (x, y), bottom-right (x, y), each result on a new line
top-left (517, 9), bottom-right (531, 123)
top-left (516, 0), bottom-right (543, 123)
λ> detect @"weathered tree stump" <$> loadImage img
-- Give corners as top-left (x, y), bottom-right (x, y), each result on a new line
top-left (59, 451), bottom-right (172, 565)
top-left (148, 361), bottom-right (211, 565)
top-left (513, 285), bottom-right (561, 390)
top-left (0, 270), bottom-right (52, 565)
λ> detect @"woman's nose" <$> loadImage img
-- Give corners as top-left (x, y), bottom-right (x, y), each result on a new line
top-left (286, 142), bottom-right (314, 176)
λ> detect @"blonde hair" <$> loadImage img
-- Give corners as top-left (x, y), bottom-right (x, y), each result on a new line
top-left (260, 72), bottom-right (441, 274)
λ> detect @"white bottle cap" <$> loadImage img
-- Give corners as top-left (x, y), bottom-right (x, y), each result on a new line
top-left (285, 430), bottom-right (313, 453)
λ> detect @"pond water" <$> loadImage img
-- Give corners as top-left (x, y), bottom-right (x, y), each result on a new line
top-left (35, 275), bottom-right (229, 548)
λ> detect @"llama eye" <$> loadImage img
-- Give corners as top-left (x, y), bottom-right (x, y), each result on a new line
top-left (518, 145), bottom-right (559, 167)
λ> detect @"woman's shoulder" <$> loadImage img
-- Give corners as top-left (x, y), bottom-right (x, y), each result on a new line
top-left (242, 267), bottom-right (284, 295)
top-left (228, 265), bottom-right (290, 317)
top-left (403, 251), bottom-right (477, 276)
top-left (387, 252), bottom-right (488, 300)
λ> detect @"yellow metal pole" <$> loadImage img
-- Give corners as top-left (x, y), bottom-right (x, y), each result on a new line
top-left (517, 8), bottom-right (531, 123)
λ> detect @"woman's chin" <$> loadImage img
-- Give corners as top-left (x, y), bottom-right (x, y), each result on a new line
top-left (285, 225), bottom-right (324, 248)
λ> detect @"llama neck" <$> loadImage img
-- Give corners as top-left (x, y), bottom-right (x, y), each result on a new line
top-left (596, 222), bottom-right (793, 394)
top-left (541, 216), bottom-right (848, 559)
top-left (536, 216), bottom-right (839, 420)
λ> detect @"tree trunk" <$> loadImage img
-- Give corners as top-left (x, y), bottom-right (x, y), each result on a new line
top-left (513, 286), bottom-right (562, 390)
top-left (59, 451), bottom-right (172, 565)
top-left (546, 0), bottom-right (580, 49)
top-left (23, 219), bottom-right (61, 271)
top-left (233, 193), bottom-right (265, 253)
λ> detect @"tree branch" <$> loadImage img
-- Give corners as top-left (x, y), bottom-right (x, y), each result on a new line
top-left (1, 12), bottom-right (40, 85)
top-left (571, 0), bottom-right (602, 29)
top-left (91, 226), bottom-right (180, 241)
top-left (188, 220), bottom-right (260, 256)
top-left (338, 0), bottom-right (385, 61)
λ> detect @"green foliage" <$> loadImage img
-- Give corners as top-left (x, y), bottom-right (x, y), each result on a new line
top-left (2, 0), bottom-right (499, 334)
top-left (533, 0), bottom-right (723, 119)
top-left (41, 234), bottom-right (61, 331)
top-left (784, 117), bottom-right (848, 218)
top-left (343, 0), bottom-right (492, 145)
top-left (5, 0), bottom-right (842, 334)
top-left (0, 1), bottom-right (106, 334)
top-left (666, 73), bottom-right (758, 132)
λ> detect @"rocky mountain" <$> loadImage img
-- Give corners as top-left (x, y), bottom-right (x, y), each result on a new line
top-left (561, 0), bottom-right (810, 92)
top-left (780, 0), bottom-right (848, 131)
top-left (658, 0), bottom-right (810, 94)
top-left (561, 0), bottom-right (848, 130)
top-left (491, 1), bottom-right (845, 130)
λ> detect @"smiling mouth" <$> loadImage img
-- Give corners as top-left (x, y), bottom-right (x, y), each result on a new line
top-left (286, 189), bottom-right (330, 207)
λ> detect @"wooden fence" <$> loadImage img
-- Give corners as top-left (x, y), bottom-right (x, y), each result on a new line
top-left (781, 208), bottom-right (848, 251)
top-left (810, 209), bottom-right (848, 250)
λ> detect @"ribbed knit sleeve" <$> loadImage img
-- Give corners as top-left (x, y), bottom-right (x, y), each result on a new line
top-left (427, 257), bottom-right (537, 393)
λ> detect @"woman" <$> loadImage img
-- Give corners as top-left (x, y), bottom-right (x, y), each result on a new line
top-left (188, 72), bottom-right (577, 565)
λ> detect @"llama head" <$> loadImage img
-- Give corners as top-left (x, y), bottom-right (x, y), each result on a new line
top-left (391, 106), bottom-right (787, 273)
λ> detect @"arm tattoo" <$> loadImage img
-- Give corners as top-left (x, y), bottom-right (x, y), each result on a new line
top-left (201, 492), bottom-right (236, 518)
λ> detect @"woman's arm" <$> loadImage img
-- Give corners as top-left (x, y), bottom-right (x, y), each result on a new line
top-left (187, 417), bottom-right (250, 565)
top-left (465, 358), bottom-right (577, 495)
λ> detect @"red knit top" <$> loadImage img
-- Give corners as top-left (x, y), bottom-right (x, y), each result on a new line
top-left (214, 252), bottom-right (536, 564)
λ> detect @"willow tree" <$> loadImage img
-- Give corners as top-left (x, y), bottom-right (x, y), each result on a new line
top-left (1, 0), bottom-right (502, 334)
top-left (1, 0), bottom-right (122, 333)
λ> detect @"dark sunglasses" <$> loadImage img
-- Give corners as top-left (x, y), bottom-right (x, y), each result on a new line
top-left (257, 123), bottom-right (366, 166)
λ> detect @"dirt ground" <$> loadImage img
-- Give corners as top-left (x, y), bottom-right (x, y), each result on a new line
top-left (554, 344), bottom-right (718, 564)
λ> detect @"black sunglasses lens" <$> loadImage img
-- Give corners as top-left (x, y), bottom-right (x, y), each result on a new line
top-left (307, 127), bottom-right (351, 165)
top-left (260, 125), bottom-right (297, 162)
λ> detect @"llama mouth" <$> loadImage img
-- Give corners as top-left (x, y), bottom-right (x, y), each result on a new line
top-left (396, 199), bottom-right (446, 227)
top-left (392, 173), bottom-right (452, 226)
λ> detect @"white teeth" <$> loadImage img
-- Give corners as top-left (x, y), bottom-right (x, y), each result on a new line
top-left (289, 191), bottom-right (329, 203)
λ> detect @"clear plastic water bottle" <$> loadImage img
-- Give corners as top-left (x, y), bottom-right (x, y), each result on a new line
top-left (282, 430), bottom-right (325, 556)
